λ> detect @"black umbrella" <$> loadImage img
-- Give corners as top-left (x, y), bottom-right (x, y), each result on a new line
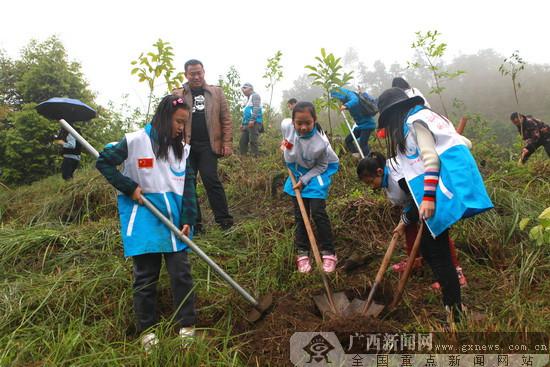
top-left (36, 97), bottom-right (96, 122)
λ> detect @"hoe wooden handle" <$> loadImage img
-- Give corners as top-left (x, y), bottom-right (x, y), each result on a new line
top-left (390, 221), bottom-right (424, 309)
top-left (287, 168), bottom-right (337, 314)
top-left (362, 232), bottom-right (400, 314)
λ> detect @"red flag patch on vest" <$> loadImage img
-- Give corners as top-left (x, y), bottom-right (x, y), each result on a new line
top-left (282, 139), bottom-right (293, 150)
top-left (138, 158), bottom-right (154, 168)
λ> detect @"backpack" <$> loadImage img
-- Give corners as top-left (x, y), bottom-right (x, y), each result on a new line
top-left (354, 92), bottom-right (378, 116)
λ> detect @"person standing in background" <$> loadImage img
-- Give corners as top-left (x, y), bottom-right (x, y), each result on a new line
top-left (239, 83), bottom-right (263, 156)
top-left (54, 126), bottom-right (82, 180)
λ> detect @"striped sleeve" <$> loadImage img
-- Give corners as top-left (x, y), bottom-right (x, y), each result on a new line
top-left (423, 169), bottom-right (439, 201)
top-left (413, 121), bottom-right (440, 202)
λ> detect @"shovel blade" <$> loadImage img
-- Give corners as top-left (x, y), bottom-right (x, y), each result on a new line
top-left (245, 293), bottom-right (274, 323)
top-left (344, 298), bottom-right (385, 318)
top-left (313, 292), bottom-right (350, 318)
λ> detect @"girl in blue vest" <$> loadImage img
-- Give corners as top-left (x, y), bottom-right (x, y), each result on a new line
top-left (283, 102), bottom-right (340, 273)
top-left (96, 95), bottom-right (197, 351)
top-left (357, 152), bottom-right (468, 290)
top-left (376, 87), bottom-right (493, 321)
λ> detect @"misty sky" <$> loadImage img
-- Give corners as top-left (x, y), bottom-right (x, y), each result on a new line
top-left (2, 0), bottom-right (547, 111)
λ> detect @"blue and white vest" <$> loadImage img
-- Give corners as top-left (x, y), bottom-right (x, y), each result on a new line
top-left (118, 126), bottom-right (191, 257)
top-left (399, 109), bottom-right (493, 237)
top-left (242, 93), bottom-right (263, 125)
top-left (283, 128), bottom-right (339, 199)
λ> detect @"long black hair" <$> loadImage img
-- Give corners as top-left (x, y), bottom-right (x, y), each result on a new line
top-left (385, 102), bottom-right (451, 166)
top-left (357, 151), bottom-right (386, 179)
top-left (384, 106), bottom-right (412, 164)
top-left (150, 95), bottom-right (190, 161)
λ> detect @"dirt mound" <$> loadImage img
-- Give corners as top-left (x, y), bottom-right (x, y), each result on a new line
top-left (236, 286), bottom-right (402, 367)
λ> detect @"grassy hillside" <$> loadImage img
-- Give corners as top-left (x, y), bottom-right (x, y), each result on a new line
top-left (1, 130), bottom-right (549, 366)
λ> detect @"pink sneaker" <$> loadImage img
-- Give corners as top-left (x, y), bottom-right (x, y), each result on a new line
top-left (322, 254), bottom-right (337, 273)
top-left (296, 256), bottom-right (312, 273)
top-left (431, 267), bottom-right (467, 291)
top-left (391, 257), bottom-right (423, 273)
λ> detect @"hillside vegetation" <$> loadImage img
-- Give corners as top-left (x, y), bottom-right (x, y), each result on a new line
top-left (1, 128), bottom-right (549, 366)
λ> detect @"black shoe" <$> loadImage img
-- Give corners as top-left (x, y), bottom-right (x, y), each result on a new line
top-left (219, 220), bottom-right (233, 231)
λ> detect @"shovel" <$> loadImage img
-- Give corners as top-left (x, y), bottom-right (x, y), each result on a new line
top-left (347, 223), bottom-right (424, 318)
top-left (287, 168), bottom-right (350, 317)
top-left (36, 98), bottom-right (273, 323)
top-left (346, 232), bottom-right (401, 318)
top-left (340, 111), bottom-right (365, 159)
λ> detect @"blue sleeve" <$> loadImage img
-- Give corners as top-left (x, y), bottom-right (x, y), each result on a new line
top-left (63, 134), bottom-right (76, 149)
top-left (181, 159), bottom-right (197, 225)
top-left (344, 90), bottom-right (360, 109)
top-left (95, 138), bottom-right (138, 196)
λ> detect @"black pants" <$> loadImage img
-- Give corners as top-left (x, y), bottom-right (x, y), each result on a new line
top-left (419, 227), bottom-right (461, 310)
top-left (189, 141), bottom-right (233, 226)
top-left (292, 197), bottom-right (334, 255)
top-left (132, 251), bottom-right (196, 332)
top-left (344, 129), bottom-right (373, 156)
top-left (61, 157), bottom-right (79, 180)
top-left (523, 136), bottom-right (550, 163)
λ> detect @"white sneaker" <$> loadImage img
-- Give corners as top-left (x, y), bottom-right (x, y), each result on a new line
top-left (141, 332), bottom-right (158, 354)
top-left (179, 327), bottom-right (195, 347)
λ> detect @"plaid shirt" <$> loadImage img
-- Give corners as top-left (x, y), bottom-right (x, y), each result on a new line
top-left (96, 138), bottom-right (197, 225)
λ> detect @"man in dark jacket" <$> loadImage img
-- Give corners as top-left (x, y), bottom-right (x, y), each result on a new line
top-left (173, 59), bottom-right (234, 231)
top-left (510, 112), bottom-right (550, 163)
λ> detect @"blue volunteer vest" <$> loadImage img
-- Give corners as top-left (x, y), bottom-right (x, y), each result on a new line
top-left (117, 125), bottom-right (191, 257)
top-left (242, 93), bottom-right (263, 125)
top-left (399, 109), bottom-right (493, 237)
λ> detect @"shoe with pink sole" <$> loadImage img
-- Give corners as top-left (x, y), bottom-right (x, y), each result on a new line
top-left (431, 267), bottom-right (468, 291)
top-left (322, 254), bottom-right (337, 273)
top-left (391, 257), bottom-right (423, 273)
top-left (296, 255), bottom-right (312, 273)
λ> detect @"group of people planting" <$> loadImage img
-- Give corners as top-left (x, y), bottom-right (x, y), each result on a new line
top-left (280, 84), bottom-right (493, 324)
top-left (93, 58), bottom-right (546, 352)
